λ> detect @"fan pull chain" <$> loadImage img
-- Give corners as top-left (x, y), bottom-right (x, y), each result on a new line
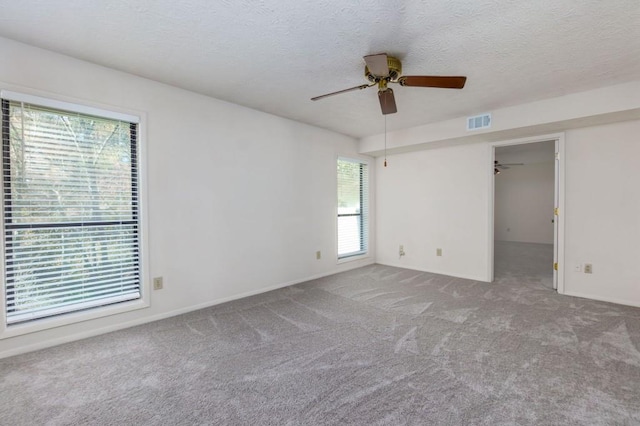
top-left (384, 115), bottom-right (388, 167)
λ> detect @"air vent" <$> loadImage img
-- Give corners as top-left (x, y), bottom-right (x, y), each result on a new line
top-left (467, 113), bottom-right (491, 131)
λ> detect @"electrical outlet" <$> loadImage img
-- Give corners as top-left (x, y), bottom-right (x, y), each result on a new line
top-left (584, 264), bottom-right (593, 274)
top-left (153, 277), bottom-right (164, 290)
top-left (316, 251), bottom-right (321, 260)
top-left (399, 245), bottom-right (405, 257)
top-left (436, 248), bottom-right (442, 257)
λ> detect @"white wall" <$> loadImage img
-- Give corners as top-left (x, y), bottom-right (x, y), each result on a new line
top-left (563, 120), bottom-right (640, 307)
top-left (0, 37), bottom-right (374, 357)
top-left (494, 162), bottom-right (555, 244)
top-left (375, 143), bottom-right (489, 281)
top-left (360, 81), bottom-right (640, 156)
top-left (375, 119), bottom-right (640, 308)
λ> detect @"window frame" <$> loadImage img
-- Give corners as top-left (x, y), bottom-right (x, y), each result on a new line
top-left (0, 89), bottom-right (149, 339)
top-left (336, 156), bottom-right (370, 262)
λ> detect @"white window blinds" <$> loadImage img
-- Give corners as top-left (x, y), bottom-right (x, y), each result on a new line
top-left (2, 98), bottom-right (141, 325)
top-left (337, 158), bottom-right (369, 259)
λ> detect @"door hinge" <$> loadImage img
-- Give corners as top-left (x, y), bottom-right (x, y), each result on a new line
top-left (554, 262), bottom-right (558, 271)
top-left (554, 208), bottom-right (559, 216)
top-left (555, 152), bottom-right (559, 160)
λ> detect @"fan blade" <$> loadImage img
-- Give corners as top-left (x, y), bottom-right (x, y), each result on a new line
top-left (311, 84), bottom-right (373, 101)
top-left (378, 88), bottom-right (397, 115)
top-left (364, 53), bottom-right (389, 77)
top-left (398, 76), bottom-right (467, 89)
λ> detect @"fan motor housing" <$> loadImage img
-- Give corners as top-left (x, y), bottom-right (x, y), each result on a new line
top-left (365, 55), bottom-right (402, 82)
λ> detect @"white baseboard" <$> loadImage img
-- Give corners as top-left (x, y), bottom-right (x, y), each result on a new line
top-left (561, 290), bottom-right (640, 309)
top-left (0, 260), bottom-right (375, 359)
top-left (375, 261), bottom-right (489, 282)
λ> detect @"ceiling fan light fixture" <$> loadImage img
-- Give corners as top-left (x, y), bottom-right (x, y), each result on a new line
top-left (494, 159), bottom-right (525, 172)
top-left (311, 53), bottom-right (468, 115)
top-left (364, 54), bottom-right (402, 82)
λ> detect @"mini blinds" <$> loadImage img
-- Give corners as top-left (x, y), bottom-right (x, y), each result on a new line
top-left (337, 158), bottom-right (369, 259)
top-left (1, 98), bottom-right (141, 325)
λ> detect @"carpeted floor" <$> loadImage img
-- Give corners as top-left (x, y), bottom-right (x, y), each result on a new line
top-left (2, 243), bottom-right (640, 425)
top-left (495, 240), bottom-right (554, 289)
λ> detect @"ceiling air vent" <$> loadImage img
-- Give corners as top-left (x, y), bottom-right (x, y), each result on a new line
top-left (467, 113), bottom-right (491, 131)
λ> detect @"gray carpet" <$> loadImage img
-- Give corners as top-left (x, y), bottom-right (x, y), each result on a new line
top-left (495, 240), bottom-right (555, 289)
top-left (2, 246), bottom-right (640, 425)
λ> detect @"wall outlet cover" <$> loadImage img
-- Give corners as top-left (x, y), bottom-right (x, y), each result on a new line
top-left (153, 277), bottom-right (164, 290)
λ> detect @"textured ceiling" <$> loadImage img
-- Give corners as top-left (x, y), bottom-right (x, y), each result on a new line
top-left (0, 0), bottom-right (639, 138)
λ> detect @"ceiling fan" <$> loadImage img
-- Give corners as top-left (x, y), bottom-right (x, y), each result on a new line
top-left (494, 160), bottom-right (524, 175)
top-left (311, 53), bottom-right (467, 115)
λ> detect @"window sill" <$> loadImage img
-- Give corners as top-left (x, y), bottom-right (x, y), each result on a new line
top-left (337, 253), bottom-right (370, 264)
top-left (1, 298), bottom-right (149, 340)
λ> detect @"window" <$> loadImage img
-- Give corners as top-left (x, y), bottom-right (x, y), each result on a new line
top-left (1, 92), bottom-right (141, 325)
top-left (337, 158), bottom-right (369, 259)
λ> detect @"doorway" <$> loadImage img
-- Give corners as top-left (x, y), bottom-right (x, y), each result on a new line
top-left (488, 134), bottom-right (565, 292)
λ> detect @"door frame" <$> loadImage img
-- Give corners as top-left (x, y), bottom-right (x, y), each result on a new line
top-left (486, 132), bottom-right (566, 294)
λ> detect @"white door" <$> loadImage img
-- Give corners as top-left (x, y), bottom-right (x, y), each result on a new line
top-left (552, 140), bottom-right (559, 290)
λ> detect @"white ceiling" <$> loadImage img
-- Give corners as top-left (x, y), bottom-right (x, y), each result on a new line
top-left (1, 0), bottom-right (639, 138)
